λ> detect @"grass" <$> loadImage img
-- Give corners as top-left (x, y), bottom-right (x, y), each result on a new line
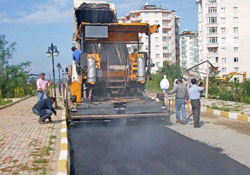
top-left (0, 99), bottom-right (13, 106)
top-left (207, 104), bottom-right (241, 112)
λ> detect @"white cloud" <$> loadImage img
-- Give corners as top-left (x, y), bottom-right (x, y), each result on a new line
top-left (0, 0), bottom-right (73, 24)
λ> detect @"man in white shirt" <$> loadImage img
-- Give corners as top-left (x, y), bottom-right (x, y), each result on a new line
top-left (189, 78), bottom-right (205, 128)
top-left (160, 75), bottom-right (169, 94)
top-left (36, 73), bottom-right (49, 101)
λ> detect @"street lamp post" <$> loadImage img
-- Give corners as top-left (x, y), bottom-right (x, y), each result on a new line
top-left (46, 43), bottom-right (59, 108)
top-left (57, 62), bottom-right (62, 96)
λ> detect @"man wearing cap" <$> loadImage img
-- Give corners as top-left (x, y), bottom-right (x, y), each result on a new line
top-left (160, 75), bottom-right (169, 94)
top-left (36, 73), bottom-right (49, 101)
top-left (167, 78), bottom-right (189, 124)
top-left (189, 78), bottom-right (205, 128)
top-left (72, 46), bottom-right (82, 65)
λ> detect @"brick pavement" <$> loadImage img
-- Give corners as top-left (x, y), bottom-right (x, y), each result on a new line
top-left (0, 96), bottom-right (62, 175)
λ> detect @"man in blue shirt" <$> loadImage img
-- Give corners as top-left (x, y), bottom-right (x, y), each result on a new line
top-left (32, 97), bottom-right (57, 124)
top-left (71, 46), bottom-right (82, 65)
top-left (189, 78), bottom-right (205, 128)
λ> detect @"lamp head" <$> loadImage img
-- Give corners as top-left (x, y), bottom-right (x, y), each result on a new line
top-left (46, 47), bottom-right (51, 57)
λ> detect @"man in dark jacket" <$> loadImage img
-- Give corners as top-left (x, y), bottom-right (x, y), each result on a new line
top-left (32, 97), bottom-right (57, 124)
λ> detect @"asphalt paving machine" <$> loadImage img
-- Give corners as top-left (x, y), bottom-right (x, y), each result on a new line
top-left (64, 1), bottom-right (169, 119)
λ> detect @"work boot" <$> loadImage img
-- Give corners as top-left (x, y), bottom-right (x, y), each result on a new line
top-left (48, 117), bottom-right (52, 123)
top-left (38, 120), bottom-right (47, 124)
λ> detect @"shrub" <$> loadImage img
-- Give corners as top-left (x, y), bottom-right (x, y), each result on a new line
top-left (14, 87), bottom-right (25, 98)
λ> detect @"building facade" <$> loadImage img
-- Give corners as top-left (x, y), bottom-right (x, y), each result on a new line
top-left (196, 0), bottom-right (250, 78)
top-left (179, 31), bottom-right (199, 70)
top-left (119, 5), bottom-right (180, 72)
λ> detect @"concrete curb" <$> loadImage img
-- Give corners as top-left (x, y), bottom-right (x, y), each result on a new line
top-left (0, 95), bottom-right (33, 110)
top-left (155, 98), bottom-right (250, 124)
top-left (57, 109), bottom-right (70, 175)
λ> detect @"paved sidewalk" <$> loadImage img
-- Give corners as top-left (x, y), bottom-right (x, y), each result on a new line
top-left (0, 96), bottom-right (62, 175)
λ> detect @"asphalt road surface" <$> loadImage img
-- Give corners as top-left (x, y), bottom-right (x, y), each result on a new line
top-left (68, 118), bottom-right (250, 175)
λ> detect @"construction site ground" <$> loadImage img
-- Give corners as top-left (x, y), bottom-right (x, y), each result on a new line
top-left (0, 96), bottom-right (62, 175)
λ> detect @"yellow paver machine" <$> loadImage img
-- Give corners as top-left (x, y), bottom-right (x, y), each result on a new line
top-left (64, 1), bottom-right (168, 118)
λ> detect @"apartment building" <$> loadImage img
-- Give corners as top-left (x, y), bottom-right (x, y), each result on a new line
top-left (179, 31), bottom-right (199, 70)
top-left (119, 5), bottom-right (180, 72)
top-left (196, 0), bottom-right (250, 78)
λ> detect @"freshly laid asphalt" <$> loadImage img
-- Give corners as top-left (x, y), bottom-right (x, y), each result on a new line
top-left (68, 118), bottom-right (250, 175)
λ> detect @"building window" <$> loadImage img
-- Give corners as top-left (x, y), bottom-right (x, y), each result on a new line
top-left (221, 37), bottom-right (226, 44)
top-left (221, 7), bottom-right (226, 13)
top-left (234, 47), bottom-right (238, 52)
top-left (163, 29), bottom-right (168, 34)
top-left (221, 17), bottom-right (226, 23)
top-left (208, 27), bottom-right (217, 33)
top-left (222, 47), bottom-right (226, 51)
top-left (155, 37), bottom-right (159, 42)
top-left (234, 67), bottom-right (239, 72)
top-left (222, 67), bottom-right (226, 73)
top-left (155, 45), bottom-right (160, 50)
top-left (208, 37), bottom-right (218, 44)
top-left (208, 0), bottom-right (216, 2)
top-left (207, 17), bottom-right (217, 24)
top-left (156, 62), bottom-right (160, 67)
top-left (163, 36), bottom-right (168, 42)
top-left (163, 45), bottom-right (168, 50)
top-left (163, 21), bottom-right (168, 26)
top-left (234, 27), bottom-right (239, 33)
top-left (233, 17), bottom-right (238, 23)
top-left (155, 20), bottom-right (159, 24)
top-left (221, 58), bottom-right (226, 63)
top-left (234, 37), bottom-right (239, 43)
top-left (163, 53), bottom-right (168, 58)
top-left (233, 7), bottom-right (238, 13)
top-left (234, 57), bottom-right (239, 62)
top-left (208, 48), bottom-right (217, 53)
top-left (156, 54), bottom-right (160, 59)
top-left (221, 27), bottom-right (226, 33)
top-left (208, 7), bottom-right (217, 13)
top-left (145, 45), bottom-right (148, 50)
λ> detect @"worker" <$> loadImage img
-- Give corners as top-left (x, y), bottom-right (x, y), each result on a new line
top-left (160, 75), bottom-right (170, 94)
top-left (36, 73), bottom-right (49, 101)
top-left (167, 78), bottom-right (189, 124)
top-left (32, 97), bottom-right (57, 124)
top-left (71, 46), bottom-right (82, 65)
top-left (189, 78), bottom-right (205, 128)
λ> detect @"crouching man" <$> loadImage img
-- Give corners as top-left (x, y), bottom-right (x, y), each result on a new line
top-left (32, 97), bottom-right (57, 124)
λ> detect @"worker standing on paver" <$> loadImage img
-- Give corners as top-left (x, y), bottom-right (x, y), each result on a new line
top-left (167, 78), bottom-right (189, 124)
top-left (189, 78), bottom-right (205, 128)
top-left (72, 46), bottom-right (82, 65)
top-left (160, 75), bottom-right (170, 94)
top-left (32, 97), bottom-right (57, 124)
top-left (36, 73), bottom-right (49, 101)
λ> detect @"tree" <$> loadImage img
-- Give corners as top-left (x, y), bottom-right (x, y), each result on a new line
top-left (146, 62), bottom-right (182, 92)
top-left (0, 35), bottom-right (31, 98)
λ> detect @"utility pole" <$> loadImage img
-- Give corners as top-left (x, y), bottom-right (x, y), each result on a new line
top-left (205, 61), bottom-right (209, 98)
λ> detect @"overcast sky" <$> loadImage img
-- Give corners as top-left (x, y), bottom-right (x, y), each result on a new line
top-left (0, 0), bottom-right (197, 76)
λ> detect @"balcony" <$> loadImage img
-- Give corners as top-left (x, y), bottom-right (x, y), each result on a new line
top-left (130, 16), bottom-right (142, 22)
top-left (207, 43), bottom-right (218, 48)
top-left (207, 52), bottom-right (218, 58)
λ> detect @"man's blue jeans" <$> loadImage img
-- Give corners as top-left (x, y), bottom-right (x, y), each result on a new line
top-left (37, 91), bottom-right (47, 101)
top-left (175, 98), bottom-right (186, 122)
top-left (33, 108), bottom-right (52, 122)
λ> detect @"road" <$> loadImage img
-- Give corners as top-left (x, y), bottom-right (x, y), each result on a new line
top-left (68, 117), bottom-right (250, 175)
